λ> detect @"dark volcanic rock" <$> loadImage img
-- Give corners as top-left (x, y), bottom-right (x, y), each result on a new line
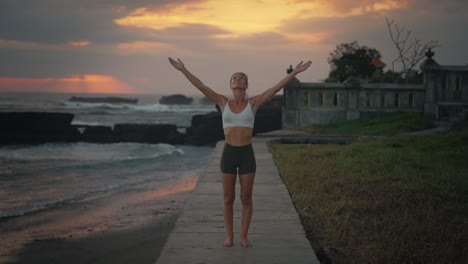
top-left (0, 112), bottom-right (81, 144)
top-left (0, 95), bottom-right (282, 146)
top-left (186, 112), bottom-right (224, 146)
top-left (253, 105), bottom-right (282, 134)
top-left (253, 95), bottom-right (282, 134)
top-left (81, 126), bottom-right (116, 143)
top-left (113, 123), bottom-right (186, 144)
top-left (159, 94), bottom-right (193, 105)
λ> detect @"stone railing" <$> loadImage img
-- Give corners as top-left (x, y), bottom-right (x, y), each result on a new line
top-left (283, 81), bottom-right (425, 128)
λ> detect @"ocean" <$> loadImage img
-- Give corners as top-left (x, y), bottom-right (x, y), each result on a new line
top-left (0, 92), bottom-right (216, 219)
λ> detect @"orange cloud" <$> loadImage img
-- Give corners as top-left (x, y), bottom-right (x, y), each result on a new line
top-left (114, 0), bottom-right (409, 33)
top-left (1, 39), bottom-right (90, 50)
top-left (0, 75), bottom-right (136, 94)
top-left (68, 40), bottom-right (91, 47)
top-left (296, 0), bottom-right (409, 14)
top-left (113, 0), bottom-right (408, 48)
top-left (114, 1), bottom-right (325, 37)
top-left (117, 41), bottom-right (171, 54)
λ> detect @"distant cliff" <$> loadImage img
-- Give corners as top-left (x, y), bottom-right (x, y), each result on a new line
top-left (69, 96), bottom-right (138, 104)
top-left (159, 94), bottom-right (193, 105)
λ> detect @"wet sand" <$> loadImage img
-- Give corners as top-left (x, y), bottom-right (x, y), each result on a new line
top-left (0, 176), bottom-right (199, 264)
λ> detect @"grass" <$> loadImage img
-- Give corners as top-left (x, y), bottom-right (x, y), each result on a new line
top-left (268, 128), bottom-right (468, 263)
top-left (299, 112), bottom-right (434, 136)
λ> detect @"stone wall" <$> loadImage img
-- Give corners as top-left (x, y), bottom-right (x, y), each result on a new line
top-left (284, 56), bottom-right (468, 128)
top-left (283, 82), bottom-right (425, 128)
top-left (423, 66), bottom-right (468, 121)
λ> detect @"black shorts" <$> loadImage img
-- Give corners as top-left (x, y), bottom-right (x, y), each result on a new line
top-left (220, 143), bottom-right (256, 175)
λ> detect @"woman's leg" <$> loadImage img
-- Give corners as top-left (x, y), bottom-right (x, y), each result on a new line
top-left (239, 172), bottom-right (255, 247)
top-left (222, 173), bottom-right (236, 247)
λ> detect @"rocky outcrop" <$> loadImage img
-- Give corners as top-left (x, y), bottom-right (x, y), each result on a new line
top-left (113, 124), bottom-right (187, 144)
top-left (79, 124), bottom-right (187, 144)
top-left (1, 95), bottom-right (282, 146)
top-left (253, 103), bottom-right (282, 135)
top-left (81, 125), bottom-right (116, 143)
top-left (0, 112), bottom-right (81, 145)
top-left (69, 96), bottom-right (138, 104)
top-left (159, 94), bottom-right (193, 105)
top-left (0, 112), bottom-right (187, 145)
top-left (254, 95), bottom-right (282, 134)
top-left (186, 112), bottom-right (224, 146)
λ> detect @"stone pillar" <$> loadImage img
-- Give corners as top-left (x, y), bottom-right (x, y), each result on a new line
top-left (346, 84), bottom-right (360, 121)
top-left (420, 49), bottom-right (441, 121)
top-left (423, 71), bottom-right (439, 120)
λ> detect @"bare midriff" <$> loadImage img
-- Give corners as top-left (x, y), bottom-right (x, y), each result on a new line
top-left (224, 127), bottom-right (253, 146)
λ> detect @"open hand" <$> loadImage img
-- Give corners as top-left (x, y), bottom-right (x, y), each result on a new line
top-left (294, 60), bottom-right (312, 73)
top-left (168, 57), bottom-right (185, 71)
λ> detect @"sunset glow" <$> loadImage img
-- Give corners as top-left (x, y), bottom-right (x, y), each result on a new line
top-left (117, 41), bottom-right (170, 53)
top-left (114, 0), bottom-right (408, 35)
top-left (114, 1), bottom-right (326, 37)
top-left (287, 32), bottom-right (332, 44)
top-left (0, 75), bottom-right (136, 94)
top-left (1, 39), bottom-right (84, 50)
top-left (1, 0), bottom-right (466, 94)
top-left (68, 41), bottom-right (91, 47)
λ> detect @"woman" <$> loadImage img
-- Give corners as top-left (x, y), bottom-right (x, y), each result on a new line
top-left (168, 57), bottom-right (311, 247)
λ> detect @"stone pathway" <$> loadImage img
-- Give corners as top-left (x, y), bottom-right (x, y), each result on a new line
top-left (155, 138), bottom-right (320, 264)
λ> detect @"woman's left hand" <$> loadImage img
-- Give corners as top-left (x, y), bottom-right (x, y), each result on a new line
top-left (168, 57), bottom-right (186, 71)
top-left (294, 60), bottom-right (312, 73)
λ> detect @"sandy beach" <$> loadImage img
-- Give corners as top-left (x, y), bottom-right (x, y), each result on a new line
top-left (0, 175), bottom-right (200, 264)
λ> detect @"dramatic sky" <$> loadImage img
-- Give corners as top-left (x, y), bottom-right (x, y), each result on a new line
top-left (1, 0), bottom-right (467, 95)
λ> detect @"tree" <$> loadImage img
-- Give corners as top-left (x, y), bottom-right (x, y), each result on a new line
top-left (386, 18), bottom-right (440, 76)
top-left (327, 41), bottom-right (382, 82)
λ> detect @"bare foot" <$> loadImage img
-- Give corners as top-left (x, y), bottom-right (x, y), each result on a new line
top-left (241, 239), bottom-right (252, 248)
top-left (223, 238), bottom-right (234, 247)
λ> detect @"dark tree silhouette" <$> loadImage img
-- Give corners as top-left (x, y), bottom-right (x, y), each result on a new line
top-left (327, 41), bottom-right (382, 82)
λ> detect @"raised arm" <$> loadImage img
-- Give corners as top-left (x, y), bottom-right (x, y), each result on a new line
top-left (168, 58), bottom-right (226, 106)
top-left (250, 60), bottom-right (311, 110)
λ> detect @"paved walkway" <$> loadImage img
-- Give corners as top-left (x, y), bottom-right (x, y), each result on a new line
top-left (155, 138), bottom-right (320, 264)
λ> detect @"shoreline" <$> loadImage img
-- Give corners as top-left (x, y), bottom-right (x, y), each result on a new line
top-left (0, 175), bottom-right (199, 264)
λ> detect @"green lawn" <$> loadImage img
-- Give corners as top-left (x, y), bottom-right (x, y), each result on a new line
top-left (269, 120), bottom-right (468, 263)
top-left (299, 112), bottom-right (434, 136)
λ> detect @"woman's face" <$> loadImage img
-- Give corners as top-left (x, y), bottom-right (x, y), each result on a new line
top-left (230, 72), bottom-right (248, 90)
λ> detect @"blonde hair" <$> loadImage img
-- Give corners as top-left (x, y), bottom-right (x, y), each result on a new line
top-left (230, 72), bottom-right (248, 86)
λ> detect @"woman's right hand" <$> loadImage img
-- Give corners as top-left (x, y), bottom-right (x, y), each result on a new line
top-left (168, 57), bottom-right (185, 71)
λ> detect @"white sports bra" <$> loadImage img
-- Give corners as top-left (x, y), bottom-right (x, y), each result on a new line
top-left (222, 100), bottom-right (255, 129)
